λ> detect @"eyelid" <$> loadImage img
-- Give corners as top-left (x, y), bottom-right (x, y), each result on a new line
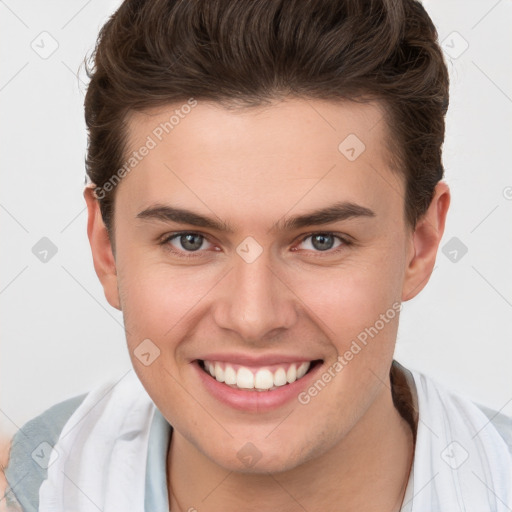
top-left (297, 231), bottom-right (352, 243)
top-left (293, 232), bottom-right (352, 252)
top-left (159, 230), bottom-right (352, 257)
top-left (159, 231), bottom-right (216, 257)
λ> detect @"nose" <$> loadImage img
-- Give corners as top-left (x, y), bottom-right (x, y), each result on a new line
top-left (212, 249), bottom-right (298, 343)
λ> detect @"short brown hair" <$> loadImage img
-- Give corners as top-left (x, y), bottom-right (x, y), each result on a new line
top-left (84, 0), bottom-right (449, 231)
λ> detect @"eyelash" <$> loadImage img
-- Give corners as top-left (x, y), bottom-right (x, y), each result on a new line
top-left (159, 231), bottom-right (353, 259)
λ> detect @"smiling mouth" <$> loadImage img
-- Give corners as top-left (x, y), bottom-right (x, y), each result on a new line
top-left (198, 359), bottom-right (323, 391)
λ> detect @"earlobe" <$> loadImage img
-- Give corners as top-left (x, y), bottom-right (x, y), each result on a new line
top-left (402, 181), bottom-right (451, 301)
top-left (84, 187), bottom-right (121, 310)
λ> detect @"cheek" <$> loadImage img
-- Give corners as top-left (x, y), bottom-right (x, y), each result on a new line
top-left (291, 257), bottom-right (403, 343)
top-left (119, 264), bottom-right (209, 343)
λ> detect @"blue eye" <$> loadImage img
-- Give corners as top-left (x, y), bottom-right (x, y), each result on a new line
top-left (159, 231), bottom-right (351, 259)
top-left (162, 232), bottom-right (213, 253)
top-left (297, 233), bottom-right (347, 252)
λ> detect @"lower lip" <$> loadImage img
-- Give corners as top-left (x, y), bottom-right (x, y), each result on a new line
top-left (193, 360), bottom-right (323, 412)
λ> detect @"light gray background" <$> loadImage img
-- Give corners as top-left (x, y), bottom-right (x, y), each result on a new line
top-left (1, 0), bottom-right (511, 436)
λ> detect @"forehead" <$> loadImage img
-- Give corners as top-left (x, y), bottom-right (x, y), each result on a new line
top-left (117, 98), bottom-right (403, 229)
top-left (127, 98), bottom-right (389, 163)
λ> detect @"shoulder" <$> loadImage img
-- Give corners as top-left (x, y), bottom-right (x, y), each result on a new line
top-left (3, 394), bottom-right (87, 512)
top-left (397, 362), bottom-right (512, 455)
top-left (474, 402), bottom-right (512, 454)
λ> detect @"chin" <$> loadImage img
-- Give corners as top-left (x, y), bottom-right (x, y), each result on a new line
top-left (202, 437), bottom-right (318, 476)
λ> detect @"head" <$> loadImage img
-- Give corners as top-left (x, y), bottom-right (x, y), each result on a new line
top-left (84, 0), bottom-right (450, 473)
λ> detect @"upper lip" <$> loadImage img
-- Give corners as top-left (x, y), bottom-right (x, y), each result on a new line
top-left (196, 353), bottom-right (322, 367)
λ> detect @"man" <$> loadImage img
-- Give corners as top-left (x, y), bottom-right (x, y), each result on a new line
top-left (3, 0), bottom-right (512, 511)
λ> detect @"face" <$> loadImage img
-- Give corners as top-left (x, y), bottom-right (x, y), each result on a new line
top-left (86, 98), bottom-right (448, 474)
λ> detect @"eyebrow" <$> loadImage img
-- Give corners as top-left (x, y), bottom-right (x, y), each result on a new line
top-left (136, 200), bottom-right (375, 233)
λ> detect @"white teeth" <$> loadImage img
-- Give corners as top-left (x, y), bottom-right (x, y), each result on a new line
top-left (236, 367), bottom-right (255, 389)
top-left (202, 360), bottom-right (313, 390)
top-left (214, 362), bottom-right (224, 383)
top-left (297, 362), bottom-right (310, 379)
top-left (286, 364), bottom-right (297, 384)
top-left (224, 365), bottom-right (237, 385)
top-left (273, 368), bottom-right (287, 387)
top-left (254, 369), bottom-right (274, 390)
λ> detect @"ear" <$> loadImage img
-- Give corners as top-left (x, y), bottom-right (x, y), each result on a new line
top-left (84, 187), bottom-right (121, 310)
top-left (402, 181), bottom-right (451, 301)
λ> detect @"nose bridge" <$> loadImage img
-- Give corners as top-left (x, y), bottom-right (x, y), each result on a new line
top-left (213, 246), bottom-right (296, 341)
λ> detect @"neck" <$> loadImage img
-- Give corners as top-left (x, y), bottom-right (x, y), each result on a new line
top-left (167, 373), bottom-right (415, 512)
